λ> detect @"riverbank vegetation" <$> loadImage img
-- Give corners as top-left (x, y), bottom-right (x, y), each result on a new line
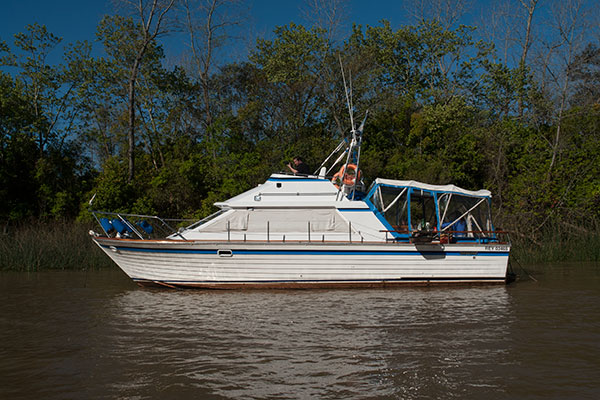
top-left (0, 222), bottom-right (112, 271)
top-left (1, 1), bottom-right (600, 270)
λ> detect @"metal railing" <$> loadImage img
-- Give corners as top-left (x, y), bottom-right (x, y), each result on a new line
top-left (222, 220), bottom-right (364, 244)
top-left (91, 210), bottom-right (194, 240)
top-left (381, 229), bottom-right (511, 244)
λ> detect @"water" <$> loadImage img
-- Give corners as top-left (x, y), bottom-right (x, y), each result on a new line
top-left (1, 264), bottom-right (599, 399)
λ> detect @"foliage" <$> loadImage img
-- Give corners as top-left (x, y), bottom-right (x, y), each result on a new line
top-left (1, 16), bottom-right (600, 263)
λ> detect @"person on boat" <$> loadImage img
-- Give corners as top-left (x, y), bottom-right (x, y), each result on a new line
top-left (287, 156), bottom-right (310, 175)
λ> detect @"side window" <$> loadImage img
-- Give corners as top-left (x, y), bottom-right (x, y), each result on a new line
top-left (438, 194), bottom-right (492, 237)
top-left (371, 186), bottom-right (409, 233)
top-left (409, 190), bottom-right (437, 232)
top-left (382, 187), bottom-right (408, 232)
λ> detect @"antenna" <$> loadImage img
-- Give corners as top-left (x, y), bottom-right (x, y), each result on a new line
top-left (339, 55), bottom-right (355, 132)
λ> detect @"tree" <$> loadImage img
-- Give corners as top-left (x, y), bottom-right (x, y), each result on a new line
top-left (180, 0), bottom-right (244, 130)
top-left (10, 24), bottom-right (74, 157)
top-left (0, 71), bottom-right (38, 220)
top-left (115, 0), bottom-right (175, 183)
top-left (407, 0), bottom-right (469, 30)
top-left (1, 26), bottom-right (93, 220)
top-left (300, 0), bottom-right (350, 43)
top-left (535, 0), bottom-right (594, 178)
top-left (250, 23), bottom-right (331, 145)
top-left (571, 43), bottom-right (600, 106)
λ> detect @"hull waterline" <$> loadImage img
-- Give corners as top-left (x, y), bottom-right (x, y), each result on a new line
top-left (93, 237), bottom-right (510, 289)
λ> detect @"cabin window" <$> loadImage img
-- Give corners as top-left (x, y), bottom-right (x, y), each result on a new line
top-left (408, 190), bottom-right (438, 232)
top-left (370, 186), bottom-right (409, 233)
top-left (438, 193), bottom-right (492, 237)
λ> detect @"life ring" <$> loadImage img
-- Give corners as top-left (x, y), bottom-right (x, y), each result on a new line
top-left (332, 164), bottom-right (361, 188)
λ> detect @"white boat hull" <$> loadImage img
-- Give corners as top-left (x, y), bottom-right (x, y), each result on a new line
top-left (93, 237), bottom-right (511, 288)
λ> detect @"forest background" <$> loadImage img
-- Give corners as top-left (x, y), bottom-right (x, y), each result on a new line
top-left (1, 0), bottom-right (600, 268)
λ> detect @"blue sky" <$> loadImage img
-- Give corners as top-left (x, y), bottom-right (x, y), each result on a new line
top-left (1, 1), bottom-right (405, 42)
top-left (1, 0), bottom-right (597, 69)
top-left (0, 1), bottom-right (411, 65)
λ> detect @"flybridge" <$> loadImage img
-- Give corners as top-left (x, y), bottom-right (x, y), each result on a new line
top-left (213, 174), bottom-right (358, 209)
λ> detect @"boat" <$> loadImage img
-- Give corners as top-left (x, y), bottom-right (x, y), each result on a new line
top-left (89, 113), bottom-right (511, 289)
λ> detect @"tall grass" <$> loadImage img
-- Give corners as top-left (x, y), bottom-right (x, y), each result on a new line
top-left (510, 221), bottom-right (600, 265)
top-left (0, 221), bottom-right (113, 271)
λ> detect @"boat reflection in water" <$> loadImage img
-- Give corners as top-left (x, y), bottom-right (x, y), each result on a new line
top-left (4, 266), bottom-right (598, 399)
top-left (96, 285), bottom-right (512, 398)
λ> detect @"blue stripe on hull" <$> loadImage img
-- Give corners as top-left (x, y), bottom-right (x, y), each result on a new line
top-left (99, 244), bottom-right (508, 257)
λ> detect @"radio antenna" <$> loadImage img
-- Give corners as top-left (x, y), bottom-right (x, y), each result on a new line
top-left (339, 55), bottom-right (355, 132)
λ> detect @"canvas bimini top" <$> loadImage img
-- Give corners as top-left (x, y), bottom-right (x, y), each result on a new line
top-left (373, 179), bottom-right (491, 198)
top-left (365, 178), bottom-right (495, 242)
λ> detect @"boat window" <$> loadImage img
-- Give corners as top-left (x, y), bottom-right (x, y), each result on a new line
top-left (438, 194), bottom-right (492, 237)
top-left (409, 190), bottom-right (437, 233)
top-left (370, 186), bottom-right (409, 233)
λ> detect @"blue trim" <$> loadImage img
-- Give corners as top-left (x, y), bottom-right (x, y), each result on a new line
top-left (100, 244), bottom-right (508, 257)
top-left (267, 177), bottom-right (323, 182)
top-left (365, 184), bottom-right (378, 199)
top-left (434, 192), bottom-right (441, 232)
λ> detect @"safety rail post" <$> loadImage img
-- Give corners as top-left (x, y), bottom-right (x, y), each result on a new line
top-left (116, 213), bottom-right (144, 240)
top-left (267, 221), bottom-right (270, 242)
top-left (349, 221), bottom-right (352, 243)
top-left (227, 221), bottom-right (230, 242)
top-left (308, 222), bottom-right (311, 242)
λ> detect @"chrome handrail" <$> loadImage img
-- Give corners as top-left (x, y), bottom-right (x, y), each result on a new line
top-left (91, 210), bottom-right (195, 240)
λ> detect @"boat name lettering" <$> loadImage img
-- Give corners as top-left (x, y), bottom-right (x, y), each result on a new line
top-left (484, 245), bottom-right (508, 251)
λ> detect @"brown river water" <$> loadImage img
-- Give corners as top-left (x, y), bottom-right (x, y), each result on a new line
top-left (1, 263), bottom-right (599, 399)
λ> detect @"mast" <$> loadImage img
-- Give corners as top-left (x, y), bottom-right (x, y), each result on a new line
top-left (337, 57), bottom-right (367, 201)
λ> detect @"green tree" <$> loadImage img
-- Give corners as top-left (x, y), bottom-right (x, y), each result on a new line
top-left (103, 0), bottom-right (175, 183)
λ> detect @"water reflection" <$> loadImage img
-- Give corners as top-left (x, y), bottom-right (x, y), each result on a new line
top-left (2, 266), bottom-right (599, 399)
top-left (96, 285), bottom-right (512, 399)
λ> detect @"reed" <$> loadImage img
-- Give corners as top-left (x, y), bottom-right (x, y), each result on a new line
top-left (510, 222), bottom-right (600, 265)
top-left (0, 221), bottom-right (113, 271)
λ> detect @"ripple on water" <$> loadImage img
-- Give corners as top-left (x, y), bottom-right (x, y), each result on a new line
top-left (2, 266), bottom-right (599, 399)
top-left (81, 286), bottom-right (513, 399)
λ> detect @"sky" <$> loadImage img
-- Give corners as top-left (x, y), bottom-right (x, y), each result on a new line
top-left (0, 1), bottom-right (406, 42)
top-left (0, 0), bottom-right (411, 65)
top-left (1, 1), bottom-right (597, 70)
